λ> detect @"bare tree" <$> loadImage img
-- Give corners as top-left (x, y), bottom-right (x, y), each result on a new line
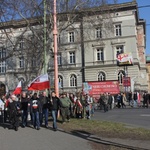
top-left (0, 0), bottom-right (118, 90)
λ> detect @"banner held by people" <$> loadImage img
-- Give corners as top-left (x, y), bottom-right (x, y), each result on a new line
top-left (28, 74), bottom-right (50, 91)
top-left (13, 81), bottom-right (22, 95)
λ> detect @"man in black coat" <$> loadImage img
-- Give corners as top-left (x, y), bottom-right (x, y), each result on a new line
top-left (20, 92), bottom-right (29, 128)
top-left (50, 91), bottom-right (61, 131)
top-left (8, 95), bottom-right (20, 131)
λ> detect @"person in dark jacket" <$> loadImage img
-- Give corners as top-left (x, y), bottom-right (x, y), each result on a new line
top-left (116, 93), bottom-right (121, 108)
top-left (50, 91), bottom-right (61, 131)
top-left (20, 92), bottom-right (29, 127)
top-left (143, 92), bottom-right (149, 108)
top-left (8, 95), bottom-right (20, 131)
top-left (39, 91), bottom-right (50, 128)
top-left (107, 93), bottom-right (113, 110)
top-left (99, 93), bottom-right (108, 112)
top-left (30, 93), bottom-right (41, 130)
top-left (59, 92), bottom-right (72, 123)
top-left (133, 92), bottom-right (138, 107)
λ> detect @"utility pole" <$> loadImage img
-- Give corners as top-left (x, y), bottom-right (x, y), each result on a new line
top-left (43, 0), bottom-right (47, 74)
top-left (53, 0), bottom-right (59, 96)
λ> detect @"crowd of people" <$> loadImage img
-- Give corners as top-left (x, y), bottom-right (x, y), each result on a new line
top-left (0, 91), bottom-right (95, 131)
top-left (0, 90), bottom-right (150, 132)
top-left (99, 91), bottom-right (150, 110)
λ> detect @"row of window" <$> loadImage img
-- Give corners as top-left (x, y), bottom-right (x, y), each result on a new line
top-left (58, 45), bottom-right (124, 65)
top-left (19, 45), bottom-right (124, 68)
top-left (0, 45), bottom-right (124, 71)
top-left (13, 71), bottom-right (126, 89)
top-left (58, 71), bottom-right (125, 88)
top-left (17, 24), bottom-right (122, 48)
top-left (59, 24), bottom-right (121, 43)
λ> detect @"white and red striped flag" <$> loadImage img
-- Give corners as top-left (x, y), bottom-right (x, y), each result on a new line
top-left (28, 74), bottom-right (50, 91)
top-left (13, 81), bottom-right (22, 95)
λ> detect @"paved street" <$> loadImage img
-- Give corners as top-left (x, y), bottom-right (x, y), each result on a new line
top-left (93, 107), bottom-right (150, 129)
top-left (0, 125), bottom-right (92, 150)
top-left (0, 108), bottom-right (150, 150)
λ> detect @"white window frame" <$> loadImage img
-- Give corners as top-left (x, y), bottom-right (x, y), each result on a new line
top-left (118, 70), bottom-right (125, 84)
top-left (98, 72), bottom-right (106, 81)
top-left (57, 53), bottom-right (62, 65)
top-left (96, 48), bottom-right (104, 61)
top-left (115, 24), bottom-right (122, 36)
top-left (19, 38), bottom-right (24, 48)
top-left (70, 74), bottom-right (77, 87)
top-left (0, 47), bottom-right (6, 73)
top-left (115, 45), bottom-right (124, 58)
top-left (69, 51), bottom-right (75, 64)
top-left (68, 32), bottom-right (74, 43)
top-left (96, 27), bottom-right (102, 39)
top-left (58, 75), bottom-right (63, 88)
top-left (19, 57), bottom-right (24, 68)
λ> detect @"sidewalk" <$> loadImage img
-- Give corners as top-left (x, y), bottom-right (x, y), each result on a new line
top-left (62, 128), bottom-right (150, 150)
top-left (0, 125), bottom-right (93, 150)
top-left (89, 135), bottom-right (150, 150)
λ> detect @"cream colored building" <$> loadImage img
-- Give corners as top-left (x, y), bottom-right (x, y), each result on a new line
top-left (49, 1), bottom-right (148, 93)
top-left (0, 1), bottom-right (148, 95)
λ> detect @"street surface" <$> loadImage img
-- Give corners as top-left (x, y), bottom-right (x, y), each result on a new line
top-left (0, 125), bottom-right (92, 150)
top-left (0, 107), bottom-right (150, 150)
top-left (93, 107), bottom-right (150, 129)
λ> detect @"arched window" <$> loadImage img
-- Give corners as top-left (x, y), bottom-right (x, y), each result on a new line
top-left (58, 75), bottom-right (63, 88)
top-left (98, 72), bottom-right (106, 81)
top-left (19, 77), bottom-right (25, 88)
top-left (70, 74), bottom-right (77, 87)
top-left (118, 70), bottom-right (125, 84)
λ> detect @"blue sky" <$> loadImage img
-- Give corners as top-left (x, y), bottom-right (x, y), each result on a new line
top-left (118, 0), bottom-right (150, 55)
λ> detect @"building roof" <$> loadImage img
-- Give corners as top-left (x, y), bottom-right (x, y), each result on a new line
top-left (0, 1), bottom-right (144, 30)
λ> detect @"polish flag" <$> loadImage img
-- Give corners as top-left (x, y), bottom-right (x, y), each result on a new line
top-left (28, 74), bottom-right (50, 91)
top-left (13, 81), bottom-right (22, 95)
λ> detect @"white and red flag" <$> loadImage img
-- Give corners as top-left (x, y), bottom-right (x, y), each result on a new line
top-left (13, 81), bottom-right (22, 95)
top-left (28, 74), bottom-right (50, 91)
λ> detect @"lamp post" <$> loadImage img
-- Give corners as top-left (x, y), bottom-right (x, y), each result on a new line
top-left (53, 0), bottom-right (59, 96)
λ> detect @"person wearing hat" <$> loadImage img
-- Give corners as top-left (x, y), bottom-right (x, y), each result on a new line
top-left (8, 94), bottom-right (20, 131)
top-left (59, 92), bottom-right (72, 124)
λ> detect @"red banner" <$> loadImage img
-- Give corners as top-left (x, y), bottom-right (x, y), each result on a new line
top-left (83, 81), bottom-right (120, 97)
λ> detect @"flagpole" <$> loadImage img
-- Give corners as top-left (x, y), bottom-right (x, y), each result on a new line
top-left (53, 0), bottom-right (59, 96)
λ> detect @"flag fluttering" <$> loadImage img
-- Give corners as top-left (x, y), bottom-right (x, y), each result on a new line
top-left (13, 81), bottom-right (22, 95)
top-left (28, 74), bottom-right (50, 91)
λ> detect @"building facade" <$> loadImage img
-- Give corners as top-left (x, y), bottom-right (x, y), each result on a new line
top-left (0, 1), bottom-right (148, 96)
top-left (146, 56), bottom-right (150, 93)
top-left (49, 1), bottom-right (148, 93)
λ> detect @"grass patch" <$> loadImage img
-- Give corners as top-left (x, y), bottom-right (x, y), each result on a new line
top-left (57, 118), bottom-right (150, 140)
